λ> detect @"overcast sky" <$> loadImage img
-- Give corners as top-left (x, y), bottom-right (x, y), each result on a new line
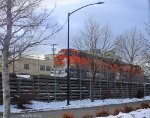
top-left (35, 0), bottom-right (149, 55)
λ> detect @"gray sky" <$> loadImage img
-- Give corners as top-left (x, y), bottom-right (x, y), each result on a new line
top-left (36, 0), bottom-right (149, 55)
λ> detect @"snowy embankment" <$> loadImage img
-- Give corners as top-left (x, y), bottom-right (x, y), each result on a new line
top-left (0, 96), bottom-right (150, 113)
top-left (98, 108), bottom-right (150, 118)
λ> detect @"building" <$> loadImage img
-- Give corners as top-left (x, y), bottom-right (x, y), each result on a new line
top-left (44, 54), bottom-right (57, 62)
top-left (0, 56), bottom-right (54, 76)
top-left (143, 62), bottom-right (150, 76)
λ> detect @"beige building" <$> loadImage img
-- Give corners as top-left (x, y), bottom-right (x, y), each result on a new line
top-left (44, 54), bottom-right (57, 61)
top-left (0, 56), bottom-right (54, 76)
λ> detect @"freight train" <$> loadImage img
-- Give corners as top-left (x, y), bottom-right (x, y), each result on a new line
top-left (50, 49), bottom-right (143, 79)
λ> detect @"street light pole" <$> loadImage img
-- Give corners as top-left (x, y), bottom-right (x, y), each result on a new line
top-left (67, 1), bottom-right (104, 106)
top-left (67, 13), bottom-right (70, 106)
top-left (38, 56), bottom-right (40, 101)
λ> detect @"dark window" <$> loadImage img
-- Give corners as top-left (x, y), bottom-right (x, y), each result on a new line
top-left (46, 66), bottom-right (51, 71)
top-left (66, 51), bottom-right (73, 56)
top-left (79, 52), bottom-right (82, 57)
top-left (40, 65), bottom-right (45, 71)
top-left (24, 64), bottom-right (29, 70)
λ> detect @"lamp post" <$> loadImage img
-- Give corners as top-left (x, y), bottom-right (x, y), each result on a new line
top-left (67, 1), bottom-right (104, 105)
top-left (37, 56), bottom-right (40, 101)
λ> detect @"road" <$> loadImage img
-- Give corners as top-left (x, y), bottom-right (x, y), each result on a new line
top-left (0, 100), bottom-right (150, 118)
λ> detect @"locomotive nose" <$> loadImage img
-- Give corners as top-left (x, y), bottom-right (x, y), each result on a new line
top-left (56, 55), bottom-right (62, 60)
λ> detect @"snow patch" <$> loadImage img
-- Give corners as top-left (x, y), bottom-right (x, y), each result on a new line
top-left (0, 96), bottom-right (150, 113)
top-left (16, 74), bottom-right (31, 79)
top-left (98, 108), bottom-right (150, 118)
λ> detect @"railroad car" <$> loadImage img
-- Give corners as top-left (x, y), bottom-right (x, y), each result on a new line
top-left (51, 49), bottom-right (143, 79)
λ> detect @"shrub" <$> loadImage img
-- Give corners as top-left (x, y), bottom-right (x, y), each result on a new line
top-left (9, 73), bottom-right (17, 78)
top-left (123, 104), bottom-right (133, 113)
top-left (0, 91), bottom-right (2, 105)
top-left (82, 115), bottom-right (93, 118)
top-left (135, 90), bottom-right (144, 99)
top-left (96, 109), bottom-right (109, 117)
top-left (140, 102), bottom-right (150, 109)
top-left (63, 112), bottom-right (74, 118)
top-left (11, 93), bottom-right (37, 109)
top-left (113, 108), bottom-right (122, 116)
top-left (135, 106), bottom-right (141, 110)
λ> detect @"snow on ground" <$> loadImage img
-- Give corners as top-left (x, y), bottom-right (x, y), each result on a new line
top-left (0, 96), bottom-right (150, 113)
top-left (98, 108), bottom-right (150, 118)
top-left (16, 74), bottom-right (31, 79)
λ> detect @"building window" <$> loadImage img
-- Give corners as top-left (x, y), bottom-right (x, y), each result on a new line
top-left (46, 66), bottom-right (51, 71)
top-left (24, 64), bottom-right (29, 70)
top-left (40, 65), bottom-right (45, 71)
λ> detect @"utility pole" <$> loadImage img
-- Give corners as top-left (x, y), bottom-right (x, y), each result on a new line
top-left (38, 56), bottom-right (40, 101)
top-left (51, 44), bottom-right (58, 101)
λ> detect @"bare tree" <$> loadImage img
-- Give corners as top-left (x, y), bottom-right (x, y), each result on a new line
top-left (145, 19), bottom-right (150, 63)
top-left (73, 18), bottom-right (113, 102)
top-left (143, 40), bottom-right (150, 63)
top-left (115, 28), bottom-right (145, 98)
top-left (0, 0), bottom-right (61, 117)
top-left (141, 0), bottom-right (150, 75)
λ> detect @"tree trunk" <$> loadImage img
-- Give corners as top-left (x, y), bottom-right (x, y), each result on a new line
top-left (128, 65), bottom-right (133, 98)
top-left (2, 49), bottom-right (10, 118)
top-left (91, 80), bottom-right (95, 102)
top-left (2, 0), bottom-right (12, 117)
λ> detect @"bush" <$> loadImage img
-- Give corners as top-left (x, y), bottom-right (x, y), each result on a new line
top-left (96, 109), bottom-right (109, 117)
top-left (82, 115), bottom-right (93, 118)
top-left (113, 108), bottom-right (122, 116)
top-left (136, 90), bottom-right (144, 99)
top-left (140, 102), bottom-right (150, 109)
top-left (63, 112), bottom-right (74, 118)
top-left (9, 73), bottom-right (17, 78)
top-left (123, 104), bottom-right (133, 113)
top-left (11, 93), bottom-right (37, 109)
top-left (0, 91), bottom-right (2, 105)
top-left (135, 106), bottom-right (141, 110)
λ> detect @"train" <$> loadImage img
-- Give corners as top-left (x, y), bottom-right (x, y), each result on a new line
top-left (50, 49), bottom-right (143, 79)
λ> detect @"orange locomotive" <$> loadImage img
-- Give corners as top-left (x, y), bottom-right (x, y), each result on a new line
top-left (51, 49), bottom-right (87, 77)
top-left (52, 49), bottom-right (143, 79)
top-left (54, 49), bottom-right (88, 68)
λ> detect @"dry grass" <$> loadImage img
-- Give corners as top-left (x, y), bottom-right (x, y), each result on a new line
top-left (63, 112), bottom-right (74, 118)
top-left (123, 104), bottom-right (134, 113)
top-left (140, 102), bottom-right (150, 109)
top-left (96, 109), bottom-right (109, 117)
top-left (113, 108), bottom-right (122, 115)
top-left (82, 114), bottom-right (93, 118)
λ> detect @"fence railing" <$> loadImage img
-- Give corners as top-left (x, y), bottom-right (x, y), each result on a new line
top-left (1, 76), bottom-right (150, 102)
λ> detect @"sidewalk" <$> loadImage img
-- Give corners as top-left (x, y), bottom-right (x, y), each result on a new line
top-left (1, 100), bottom-right (150, 118)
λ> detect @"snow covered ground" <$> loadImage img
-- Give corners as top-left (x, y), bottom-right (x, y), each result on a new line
top-left (0, 96), bottom-right (150, 113)
top-left (99, 108), bottom-right (150, 118)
